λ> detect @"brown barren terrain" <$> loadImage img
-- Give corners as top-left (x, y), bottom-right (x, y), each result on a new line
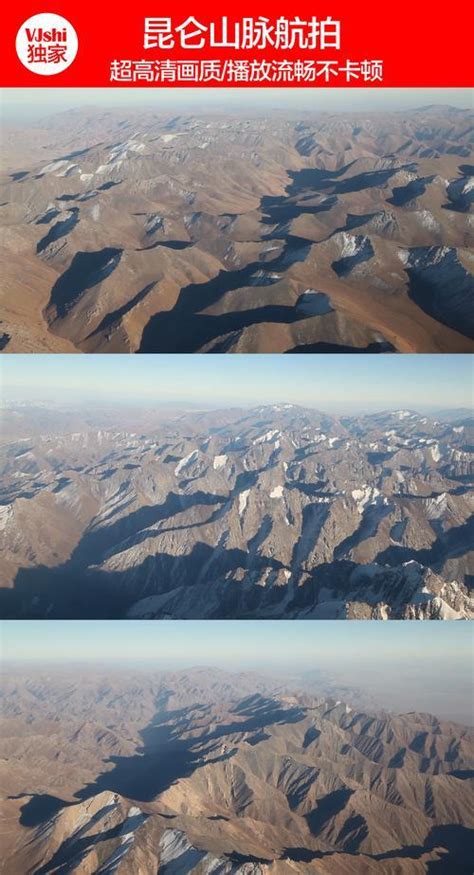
top-left (0, 105), bottom-right (473, 354)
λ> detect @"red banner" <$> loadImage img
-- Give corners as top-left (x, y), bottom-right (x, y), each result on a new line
top-left (1, 1), bottom-right (473, 87)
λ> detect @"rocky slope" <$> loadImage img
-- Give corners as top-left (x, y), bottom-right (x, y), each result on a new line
top-left (0, 403), bottom-right (472, 619)
top-left (1, 106), bottom-right (473, 353)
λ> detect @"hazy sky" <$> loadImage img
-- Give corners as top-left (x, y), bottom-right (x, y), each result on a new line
top-left (2, 619), bottom-right (471, 666)
top-left (1, 88), bottom-right (472, 122)
top-left (1, 354), bottom-right (472, 412)
top-left (2, 620), bottom-right (473, 723)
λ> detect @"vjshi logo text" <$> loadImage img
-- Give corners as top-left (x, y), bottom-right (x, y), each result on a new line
top-left (16, 13), bottom-right (78, 74)
top-left (24, 28), bottom-right (68, 42)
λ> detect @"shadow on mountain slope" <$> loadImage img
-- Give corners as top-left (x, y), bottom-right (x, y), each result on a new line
top-left (74, 695), bottom-right (306, 804)
top-left (375, 515), bottom-right (474, 578)
top-left (1, 541), bottom-right (286, 619)
top-left (17, 794), bottom-right (72, 827)
top-left (374, 824), bottom-right (474, 874)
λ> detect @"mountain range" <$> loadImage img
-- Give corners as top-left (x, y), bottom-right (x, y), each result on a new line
top-left (1, 105), bottom-right (473, 354)
top-left (1, 665), bottom-right (473, 874)
top-left (1, 402), bottom-right (472, 619)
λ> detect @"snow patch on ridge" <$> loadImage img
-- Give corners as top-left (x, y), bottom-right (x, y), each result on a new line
top-left (270, 485), bottom-right (284, 499)
top-left (239, 489), bottom-right (250, 516)
top-left (213, 454), bottom-right (227, 471)
top-left (175, 450), bottom-right (198, 476)
top-left (254, 430), bottom-right (280, 445)
top-left (0, 505), bottom-right (13, 530)
top-left (351, 486), bottom-right (381, 514)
